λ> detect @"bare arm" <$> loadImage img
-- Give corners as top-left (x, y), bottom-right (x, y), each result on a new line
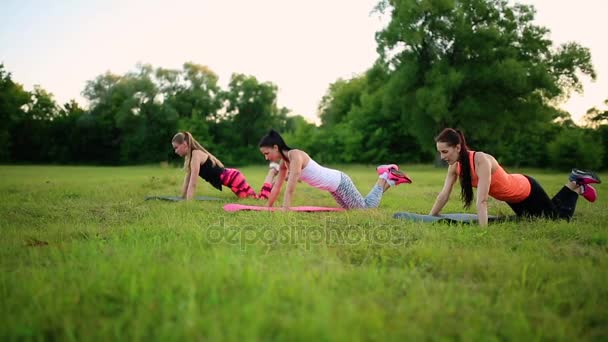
top-left (267, 166), bottom-right (287, 207)
top-left (181, 172), bottom-right (190, 198)
top-left (282, 151), bottom-right (304, 208)
top-left (429, 164), bottom-right (458, 216)
top-left (475, 154), bottom-right (492, 227)
top-left (185, 151), bottom-right (208, 200)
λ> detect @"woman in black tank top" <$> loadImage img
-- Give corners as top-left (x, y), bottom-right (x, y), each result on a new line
top-left (171, 132), bottom-right (278, 200)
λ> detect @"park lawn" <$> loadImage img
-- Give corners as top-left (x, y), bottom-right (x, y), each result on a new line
top-left (0, 164), bottom-right (607, 341)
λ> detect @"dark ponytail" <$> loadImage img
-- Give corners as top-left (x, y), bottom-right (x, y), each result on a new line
top-left (258, 129), bottom-right (292, 162)
top-left (435, 128), bottom-right (474, 208)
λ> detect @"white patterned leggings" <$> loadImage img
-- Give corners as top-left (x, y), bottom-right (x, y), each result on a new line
top-left (330, 173), bottom-right (384, 209)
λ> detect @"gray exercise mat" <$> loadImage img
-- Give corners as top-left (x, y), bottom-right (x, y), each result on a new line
top-left (393, 212), bottom-right (503, 224)
top-left (145, 195), bottom-right (224, 202)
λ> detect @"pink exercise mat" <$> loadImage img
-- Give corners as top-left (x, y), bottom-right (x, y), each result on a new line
top-left (223, 203), bottom-right (345, 212)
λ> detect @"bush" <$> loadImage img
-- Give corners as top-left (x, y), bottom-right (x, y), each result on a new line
top-left (547, 128), bottom-right (604, 171)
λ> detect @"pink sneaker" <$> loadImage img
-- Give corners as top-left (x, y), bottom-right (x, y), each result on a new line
top-left (581, 185), bottom-right (597, 202)
top-left (377, 164), bottom-right (398, 175)
top-left (387, 168), bottom-right (412, 185)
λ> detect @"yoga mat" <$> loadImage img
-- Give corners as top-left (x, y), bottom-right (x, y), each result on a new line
top-left (223, 203), bottom-right (345, 212)
top-left (393, 212), bottom-right (502, 224)
top-left (145, 195), bottom-right (223, 202)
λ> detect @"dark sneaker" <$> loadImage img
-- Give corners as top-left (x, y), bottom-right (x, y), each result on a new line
top-left (387, 168), bottom-right (412, 185)
top-left (581, 184), bottom-right (597, 202)
top-left (377, 164), bottom-right (398, 175)
top-left (569, 169), bottom-right (601, 185)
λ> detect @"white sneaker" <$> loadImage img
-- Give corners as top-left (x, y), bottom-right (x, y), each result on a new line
top-left (269, 162), bottom-right (280, 173)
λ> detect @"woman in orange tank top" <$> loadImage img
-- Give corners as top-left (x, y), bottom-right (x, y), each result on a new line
top-left (429, 128), bottom-right (601, 226)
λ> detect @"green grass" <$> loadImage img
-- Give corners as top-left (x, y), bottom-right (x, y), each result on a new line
top-left (1, 164), bottom-right (607, 341)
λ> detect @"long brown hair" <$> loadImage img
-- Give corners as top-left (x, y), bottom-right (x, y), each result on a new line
top-left (172, 132), bottom-right (224, 170)
top-left (435, 128), bottom-right (473, 208)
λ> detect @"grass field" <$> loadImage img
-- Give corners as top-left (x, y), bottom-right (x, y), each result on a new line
top-left (1, 164), bottom-right (607, 340)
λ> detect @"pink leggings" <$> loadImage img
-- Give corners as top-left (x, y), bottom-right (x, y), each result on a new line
top-left (220, 168), bottom-right (272, 199)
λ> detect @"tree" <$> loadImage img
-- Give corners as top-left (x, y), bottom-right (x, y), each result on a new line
top-left (319, 76), bottom-right (367, 127)
top-left (158, 63), bottom-right (224, 163)
top-left (82, 71), bottom-right (124, 164)
top-left (1, 62), bottom-right (301, 165)
top-left (0, 64), bottom-right (30, 161)
top-left (46, 100), bottom-right (86, 163)
top-left (584, 99), bottom-right (608, 128)
top-left (164, 62), bottom-right (223, 123)
top-left (373, 0), bottom-right (596, 158)
top-left (316, 62), bottom-right (426, 164)
top-left (583, 99), bottom-right (608, 169)
top-left (547, 126), bottom-right (604, 171)
top-left (220, 73), bottom-right (284, 164)
top-left (10, 85), bottom-right (62, 162)
top-left (83, 65), bottom-right (179, 164)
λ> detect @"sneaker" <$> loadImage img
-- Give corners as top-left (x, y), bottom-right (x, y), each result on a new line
top-left (581, 184), bottom-right (597, 202)
top-left (377, 164), bottom-right (399, 175)
top-left (269, 162), bottom-right (280, 173)
top-left (569, 168), bottom-right (601, 185)
top-left (387, 168), bottom-right (412, 185)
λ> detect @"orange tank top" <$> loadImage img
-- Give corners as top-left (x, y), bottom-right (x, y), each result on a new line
top-left (457, 151), bottom-right (531, 203)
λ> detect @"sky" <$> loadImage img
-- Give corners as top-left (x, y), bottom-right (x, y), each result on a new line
top-left (1, 0), bottom-right (606, 124)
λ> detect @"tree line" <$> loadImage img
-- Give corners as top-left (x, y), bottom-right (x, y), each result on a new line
top-left (1, 0), bottom-right (607, 170)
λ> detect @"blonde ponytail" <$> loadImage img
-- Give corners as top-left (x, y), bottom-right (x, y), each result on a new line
top-left (172, 131), bottom-right (225, 170)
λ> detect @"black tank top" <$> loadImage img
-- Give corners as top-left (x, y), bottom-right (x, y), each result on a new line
top-left (198, 157), bottom-right (225, 191)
